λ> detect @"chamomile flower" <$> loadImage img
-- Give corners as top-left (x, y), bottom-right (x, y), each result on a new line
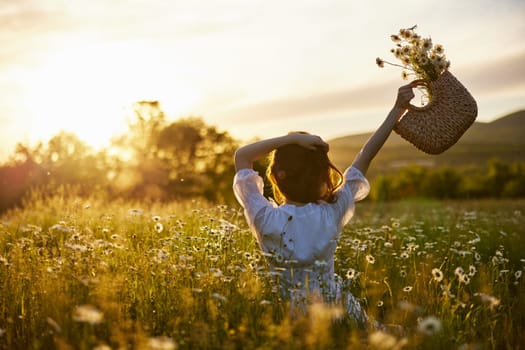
top-left (455, 267), bottom-right (465, 277)
top-left (432, 268), bottom-right (444, 282)
top-left (390, 34), bottom-right (401, 42)
top-left (365, 254), bottom-right (376, 264)
top-left (421, 38), bottom-right (432, 51)
top-left (274, 252), bottom-right (284, 264)
top-left (399, 28), bottom-right (412, 39)
top-left (434, 44), bottom-right (444, 54)
top-left (368, 331), bottom-right (399, 350)
top-left (459, 274), bottom-right (470, 285)
top-left (377, 26), bottom-right (449, 82)
top-left (346, 268), bottom-right (357, 280)
top-left (148, 336), bottom-right (176, 350)
top-left (417, 316), bottom-right (442, 336)
top-left (475, 293), bottom-right (500, 310)
top-left (73, 305), bottom-right (104, 325)
top-left (212, 293), bottom-right (227, 302)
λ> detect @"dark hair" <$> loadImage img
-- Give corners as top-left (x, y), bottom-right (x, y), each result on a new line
top-left (266, 143), bottom-right (343, 204)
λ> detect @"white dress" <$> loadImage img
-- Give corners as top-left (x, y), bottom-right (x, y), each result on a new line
top-left (233, 166), bottom-right (370, 324)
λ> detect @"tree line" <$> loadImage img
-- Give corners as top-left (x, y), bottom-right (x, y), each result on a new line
top-left (370, 160), bottom-right (525, 200)
top-left (1, 101), bottom-right (524, 213)
top-left (0, 101), bottom-right (238, 213)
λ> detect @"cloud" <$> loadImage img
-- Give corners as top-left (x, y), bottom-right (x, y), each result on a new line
top-left (220, 81), bottom-right (396, 122)
top-left (459, 50), bottom-right (525, 95)
top-left (220, 49), bottom-right (525, 124)
top-left (0, 0), bottom-right (252, 66)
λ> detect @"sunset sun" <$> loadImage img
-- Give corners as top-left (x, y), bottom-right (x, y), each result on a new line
top-left (21, 41), bottom-right (201, 150)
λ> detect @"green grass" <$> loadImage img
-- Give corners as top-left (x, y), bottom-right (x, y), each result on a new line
top-left (1, 192), bottom-right (524, 349)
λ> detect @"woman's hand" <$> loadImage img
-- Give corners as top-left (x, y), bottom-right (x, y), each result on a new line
top-left (394, 80), bottom-right (424, 111)
top-left (235, 133), bottom-right (329, 171)
top-left (288, 132), bottom-right (329, 152)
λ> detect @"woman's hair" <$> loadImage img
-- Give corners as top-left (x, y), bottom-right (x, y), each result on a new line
top-left (266, 140), bottom-right (343, 204)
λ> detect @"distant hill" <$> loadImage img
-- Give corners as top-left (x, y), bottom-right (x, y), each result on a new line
top-left (328, 109), bottom-right (525, 176)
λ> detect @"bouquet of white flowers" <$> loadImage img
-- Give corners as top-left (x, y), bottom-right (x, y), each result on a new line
top-left (376, 25), bottom-right (450, 83)
top-left (376, 26), bottom-right (477, 155)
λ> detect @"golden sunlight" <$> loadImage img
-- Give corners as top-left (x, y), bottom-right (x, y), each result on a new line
top-left (21, 40), bottom-right (201, 149)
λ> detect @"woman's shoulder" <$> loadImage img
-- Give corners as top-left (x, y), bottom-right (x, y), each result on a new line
top-left (343, 166), bottom-right (367, 180)
top-left (234, 168), bottom-right (260, 181)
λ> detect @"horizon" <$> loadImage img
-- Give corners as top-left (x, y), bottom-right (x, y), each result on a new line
top-left (1, 0), bottom-right (524, 161)
top-left (1, 106), bottom-right (523, 164)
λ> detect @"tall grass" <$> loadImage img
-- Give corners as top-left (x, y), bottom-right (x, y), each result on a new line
top-left (0, 191), bottom-right (524, 349)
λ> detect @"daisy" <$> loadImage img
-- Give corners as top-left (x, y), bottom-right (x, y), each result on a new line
top-left (346, 268), bottom-right (357, 280)
top-left (417, 316), bottom-right (442, 336)
top-left (390, 34), bottom-right (401, 42)
top-left (454, 267), bottom-right (464, 277)
top-left (148, 336), bottom-right (176, 350)
top-left (73, 305), bottom-right (104, 325)
top-left (460, 274), bottom-right (470, 285)
top-left (421, 38), bottom-right (432, 51)
top-left (432, 268), bottom-right (444, 282)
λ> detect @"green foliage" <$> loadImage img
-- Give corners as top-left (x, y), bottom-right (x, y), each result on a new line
top-left (111, 102), bottom-right (238, 202)
top-left (369, 161), bottom-right (525, 201)
top-left (0, 101), bottom-right (239, 213)
top-left (0, 194), bottom-right (524, 349)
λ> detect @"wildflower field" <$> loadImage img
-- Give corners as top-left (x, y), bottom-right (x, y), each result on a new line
top-left (1, 191), bottom-right (524, 349)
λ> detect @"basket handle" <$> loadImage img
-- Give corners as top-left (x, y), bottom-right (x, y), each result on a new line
top-left (408, 80), bottom-right (434, 112)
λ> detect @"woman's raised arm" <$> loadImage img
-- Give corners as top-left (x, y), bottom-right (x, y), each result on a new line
top-left (351, 81), bottom-right (421, 176)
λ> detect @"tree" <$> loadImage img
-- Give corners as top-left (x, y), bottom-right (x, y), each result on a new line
top-left (421, 168), bottom-right (461, 199)
top-left (0, 133), bottom-right (111, 212)
top-left (44, 132), bottom-right (108, 187)
top-left (110, 101), bottom-right (238, 202)
top-left (486, 159), bottom-right (512, 197)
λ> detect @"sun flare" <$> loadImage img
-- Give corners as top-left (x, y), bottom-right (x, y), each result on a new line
top-left (22, 41), bottom-right (201, 150)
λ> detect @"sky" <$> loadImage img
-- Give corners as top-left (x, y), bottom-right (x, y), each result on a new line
top-left (1, 0), bottom-right (524, 161)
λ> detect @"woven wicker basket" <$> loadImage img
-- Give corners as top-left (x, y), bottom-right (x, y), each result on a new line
top-left (394, 70), bottom-right (478, 154)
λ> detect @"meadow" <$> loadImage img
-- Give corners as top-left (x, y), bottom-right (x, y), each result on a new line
top-left (0, 190), bottom-right (524, 349)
